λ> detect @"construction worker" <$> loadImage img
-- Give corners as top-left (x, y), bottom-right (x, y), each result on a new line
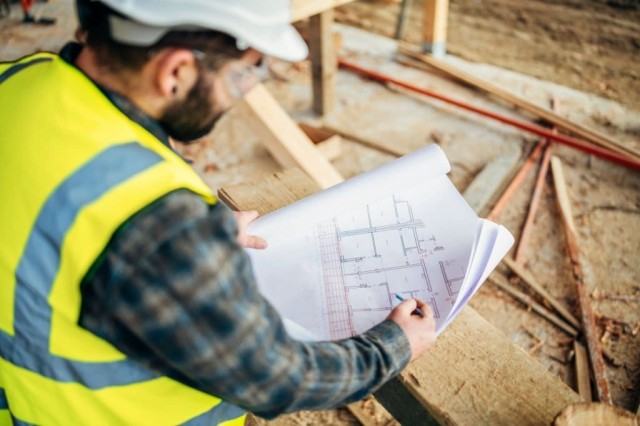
top-left (0, 0), bottom-right (437, 424)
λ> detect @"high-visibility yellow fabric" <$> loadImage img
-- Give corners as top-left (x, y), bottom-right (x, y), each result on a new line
top-left (0, 52), bottom-right (245, 426)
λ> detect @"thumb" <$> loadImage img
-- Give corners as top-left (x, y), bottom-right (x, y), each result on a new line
top-left (243, 235), bottom-right (268, 250)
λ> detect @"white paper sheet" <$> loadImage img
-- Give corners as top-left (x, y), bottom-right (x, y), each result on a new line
top-left (247, 144), bottom-right (514, 340)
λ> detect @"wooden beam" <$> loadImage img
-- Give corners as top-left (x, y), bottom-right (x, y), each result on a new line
top-left (217, 168), bottom-right (319, 215)
top-left (321, 124), bottom-right (410, 157)
top-left (309, 10), bottom-right (336, 115)
top-left (345, 400), bottom-right (384, 426)
top-left (290, 0), bottom-right (353, 22)
top-left (422, 0), bottom-right (449, 57)
top-left (553, 403), bottom-right (638, 426)
top-left (298, 123), bottom-right (343, 161)
top-left (220, 168), bottom-right (580, 426)
top-left (395, 0), bottom-right (414, 40)
top-left (400, 307), bottom-right (580, 425)
top-left (488, 274), bottom-right (578, 337)
top-left (514, 143), bottom-right (554, 263)
top-left (397, 46), bottom-right (640, 161)
top-left (551, 156), bottom-right (612, 404)
top-left (487, 140), bottom-right (547, 221)
top-left (462, 148), bottom-right (521, 217)
top-left (573, 341), bottom-right (593, 402)
top-left (238, 84), bottom-right (343, 189)
top-left (503, 257), bottom-right (581, 330)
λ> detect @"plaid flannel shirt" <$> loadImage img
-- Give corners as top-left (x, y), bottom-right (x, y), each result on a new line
top-left (79, 190), bottom-right (411, 418)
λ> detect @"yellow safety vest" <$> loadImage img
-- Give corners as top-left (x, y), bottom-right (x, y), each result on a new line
top-left (0, 52), bottom-right (246, 426)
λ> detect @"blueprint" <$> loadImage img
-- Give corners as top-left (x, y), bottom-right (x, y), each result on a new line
top-left (247, 145), bottom-right (514, 340)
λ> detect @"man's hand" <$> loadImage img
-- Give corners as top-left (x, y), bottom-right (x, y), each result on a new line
top-left (232, 210), bottom-right (268, 249)
top-left (387, 298), bottom-right (437, 362)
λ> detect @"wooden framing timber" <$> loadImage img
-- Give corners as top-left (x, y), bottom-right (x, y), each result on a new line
top-left (290, 0), bottom-right (353, 22)
top-left (488, 274), bottom-right (578, 337)
top-left (396, 45), bottom-right (640, 161)
top-left (462, 148), bottom-right (521, 217)
top-left (503, 257), bottom-right (581, 330)
top-left (422, 0), bottom-right (449, 57)
top-left (514, 143), bottom-right (555, 263)
top-left (309, 10), bottom-right (336, 115)
top-left (573, 341), bottom-right (593, 402)
top-left (486, 140), bottom-right (547, 221)
top-left (550, 156), bottom-right (612, 404)
top-left (237, 84), bottom-right (343, 189)
top-left (298, 123), bottom-right (343, 161)
top-left (321, 124), bottom-right (410, 157)
top-left (219, 168), bottom-right (580, 425)
top-left (553, 403), bottom-right (638, 425)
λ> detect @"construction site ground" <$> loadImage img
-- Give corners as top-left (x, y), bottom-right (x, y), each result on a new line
top-left (2, 0), bottom-right (638, 424)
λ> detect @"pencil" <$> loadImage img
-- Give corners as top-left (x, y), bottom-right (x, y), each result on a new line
top-left (395, 293), bottom-right (425, 317)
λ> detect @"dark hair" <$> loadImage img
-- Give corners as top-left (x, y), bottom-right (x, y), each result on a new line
top-left (76, 0), bottom-right (245, 73)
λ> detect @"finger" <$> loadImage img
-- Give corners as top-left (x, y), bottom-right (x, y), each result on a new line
top-left (243, 235), bottom-right (268, 250)
top-left (414, 299), bottom-right (432, 317)
top-left (396, 299), bottom-right (419, 316)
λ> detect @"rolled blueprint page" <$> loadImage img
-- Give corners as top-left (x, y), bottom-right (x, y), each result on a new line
top-left (247, 144), bottom-right (513, 341)
top-left (248, 144), bottom-right (450, 243)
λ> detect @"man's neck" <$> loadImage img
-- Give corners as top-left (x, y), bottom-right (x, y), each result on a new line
top-left (75, 46), bottom-right (165, 120)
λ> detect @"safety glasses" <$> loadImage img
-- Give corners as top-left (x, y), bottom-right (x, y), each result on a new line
top-left (192, 49), bottom-right (268, 99)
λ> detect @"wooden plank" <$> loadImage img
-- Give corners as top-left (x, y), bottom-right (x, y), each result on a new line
top-left (573, 341), bottom-right (593, 402)
top-left (553, 403), bottom-right (638, 426)
top-left (503, 257), bottom-right (581, 330)
top-left (309, 10), bottom-right (336, 115)
top-left (488, 274), bottom-right (578, 337)
top-left (290, 0), bottom-right (353, 22)
top-left (220, 168), bottom-right (580, 426)
top-left (299, 123), bottom-right (343, 161)
top-left (238, 84), bottom-right (343, 189)
top-left (422, 0), bottom-right (449, 57)
top-left (314, 135), bottom-right (342, 161)
top-left (217, 168), bottom-right (319, 215)
top-left (551, 156), bottom-right (612, 404)
top-left (345, 402), bottom-right (382, 426)
top-left (397, 46), bottom-right (640, 161)
top-left (514, 143), bottom-right (554, 263)
top-left (322, 124), bottom-right (411, 157)
top-left (462, 148), bottom-right (521, 216)
top-left (401, 307), bottom-right (580, 425)
top-left (487, 140), bottom-right (547, 221)
top-left (394, 0), bottom-right (414, 40)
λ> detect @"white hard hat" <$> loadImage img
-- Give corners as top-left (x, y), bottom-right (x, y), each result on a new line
top-left (92, 0), bottom-right (309, 62)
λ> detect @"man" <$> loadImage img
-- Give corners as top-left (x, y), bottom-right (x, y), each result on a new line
top-left (19, 0), bottom-right (56, 24)
top-left (0, 0), bottom-right (437, 424)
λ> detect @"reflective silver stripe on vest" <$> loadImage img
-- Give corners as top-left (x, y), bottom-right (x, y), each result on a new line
top-left (182, 402), bottom-right (246, 426)
top-left (0, 57), bottom-right (52, 85)
top-left (1, 142), bottom-right (161, 389)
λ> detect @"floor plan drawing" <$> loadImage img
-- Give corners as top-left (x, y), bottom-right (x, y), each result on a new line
top-left (317, 195), bottom-right (462, 339)
top-left (248, 144), bottom-right (514, 341)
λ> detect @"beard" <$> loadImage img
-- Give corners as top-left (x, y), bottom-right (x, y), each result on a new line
top-left (159, 72), bottom-right (223, 143)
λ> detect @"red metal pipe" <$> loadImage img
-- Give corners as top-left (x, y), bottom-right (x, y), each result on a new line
top-left (338, 58), bottom-right (640, 170)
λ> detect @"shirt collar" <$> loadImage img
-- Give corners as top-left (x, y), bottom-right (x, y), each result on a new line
top-left (59, 42), bottom-right (174, 152)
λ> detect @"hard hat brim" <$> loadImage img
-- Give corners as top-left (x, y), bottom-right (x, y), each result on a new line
top-left (109, 13), bottom-right (309, 62)
top-left (238, 24), bottom-right (309, 62)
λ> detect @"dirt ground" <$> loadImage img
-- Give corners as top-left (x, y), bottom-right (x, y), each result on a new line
top-left (1, 0), bottom-right (639, 424)
top-left (337, 0), bottom-right (640, 111)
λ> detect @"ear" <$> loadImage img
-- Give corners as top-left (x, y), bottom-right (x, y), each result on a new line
top-left (154, 48), bottom-right (199, 99)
